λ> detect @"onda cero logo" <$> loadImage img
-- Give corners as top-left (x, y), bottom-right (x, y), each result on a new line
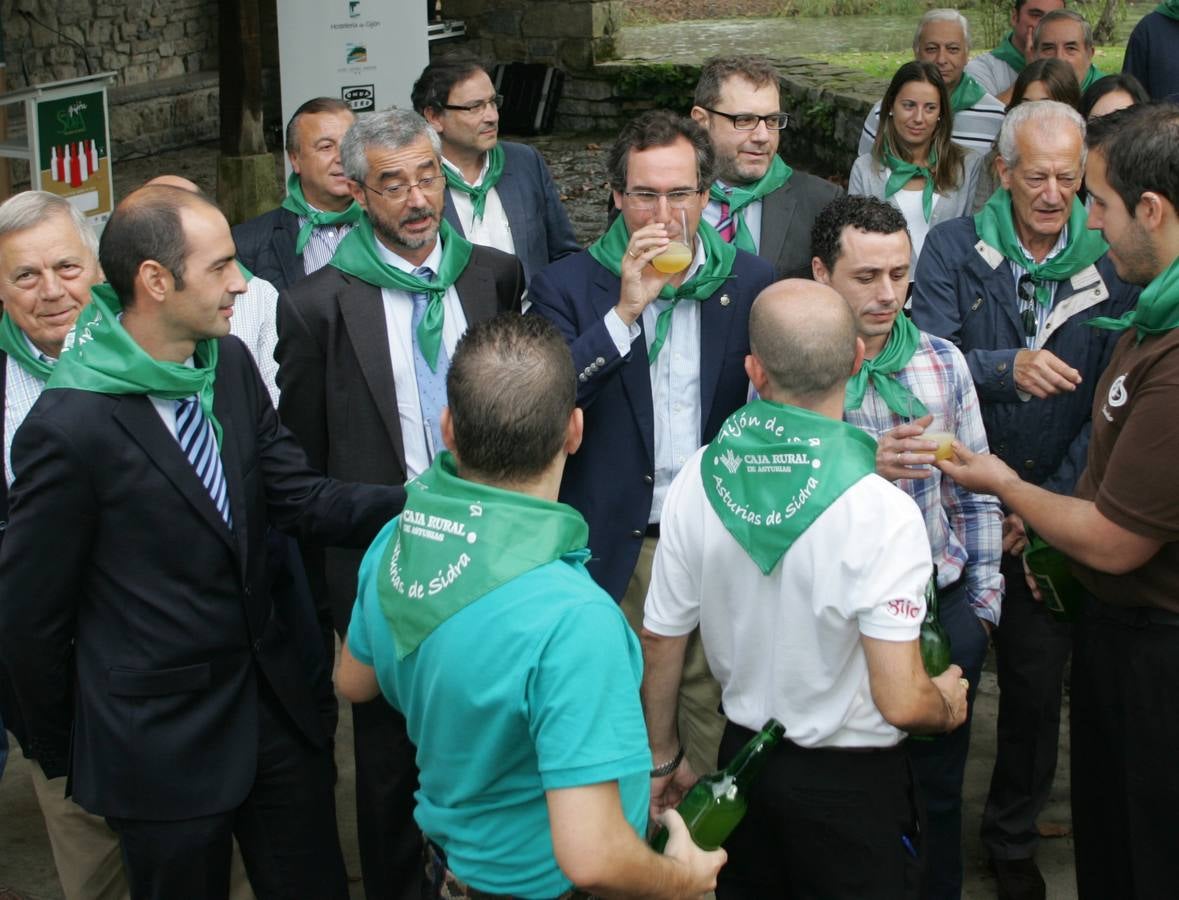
top-left (342, 85), bottom-right (375, 112)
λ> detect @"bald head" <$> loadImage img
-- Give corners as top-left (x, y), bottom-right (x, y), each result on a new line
top-left (145, 174), bottom-right (202, 193)
top-left (749, 279), bottom-right (859, 405)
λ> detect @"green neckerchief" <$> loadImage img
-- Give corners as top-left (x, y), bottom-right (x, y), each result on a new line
top-left (950, 73), bottom-right (987, 113)
top-left (0, 312), bottom-right (55, 381)
top-left (49, 284), bottom-right (223, 446)
top-left (991, 30), bottom-right (1028, 73)
top-left (708, 156), bottom-right (793, 253)
top-left (587, 214), bottom-right (737, 363)
top-left (883, 142), bottom-right (938, 223)
top-left (1089, 255), bottom-right (1179, 344)
top-left (377, 452), bottom-right (590, 659)
top-left (280, 172), bottom-right (364, 256)
top-left (974, 189), bottom-right (1108, 306)
top-left (844, 313), bottom-right (929, 418)
top-left (1080, 64), bottom-right (1104, 93)
top-left (703, 400), bottom-right (878, 574)
top-left (443, 144), bottom-right (505, 222)
top-left (236, 260), bottom-right (253, 282)
top-left (330, 216), bottom-right (474, 371)
top-left (1159, 1), bottom-right (1179, 21)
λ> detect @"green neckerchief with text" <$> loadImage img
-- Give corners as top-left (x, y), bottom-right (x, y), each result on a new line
top-left (1089, 254), bottom-right (1179, 343)
top-left (330, 216), bottom-right (474, 370)
top-left (48, 283), bottom-right (223, 447)
top-left (443, 144), bottom-right (505, 222)
top-left (1159, 1), bottom-right (1179, 20)
top-left (280, 172), bottom-right (364, 256)
top-left (708, 156), bottom-right (793, 253)
top-left (0, 312), bottom-right (54, 381)
top-left (991, 30), bottom-right (1029, 73)
top-left (950, 73), bottom-right (987, 113)
top-left (587, 214), bottom-right (736, 362)
top-left (844, 313), bottom-right (929, 418)
top-left (882, 142), bottom-right (938, 223)
top-left (703, 400), bottom-right (878, 574)
top-left (974, 189), bottom-right (1108, 306)
top-left (377, 452), bottom-right (590, 658)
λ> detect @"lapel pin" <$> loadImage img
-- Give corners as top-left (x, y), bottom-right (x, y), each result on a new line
top-left (720, 294), bottom-right (731, 307)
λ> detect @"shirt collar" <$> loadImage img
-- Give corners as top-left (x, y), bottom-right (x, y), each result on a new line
top-left (1017, 225), bottom-right (1069, 267)
top-left (374, 232), bottom-right (445, 275)
top-left (441, 153), bottom-right (490, 188)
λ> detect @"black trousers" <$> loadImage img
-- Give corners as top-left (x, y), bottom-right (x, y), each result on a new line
top-left (905, 580), bottom-right (990, 900)
top-left (1071, 600), bottom-right (1179, 899)
top-left (107, 680), bottom-right (348, 900)
top-left (715, 722), bottom-right (923, 900)
top-left (980, 553), bottom-right (1072, 861)
top-left (352, 693), bottom-right (423, 900)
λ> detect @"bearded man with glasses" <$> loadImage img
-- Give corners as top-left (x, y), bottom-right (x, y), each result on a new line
top-left (690, 56), bottom-right (843, 280)
top-left (412, 59), bottom-right (580, 286)
top-left (274, 107), bottom-right (523, 900)
top-left (910, 99), bottom-right (1137, 899)
top-left (530, 110), bottom-right (774, 782)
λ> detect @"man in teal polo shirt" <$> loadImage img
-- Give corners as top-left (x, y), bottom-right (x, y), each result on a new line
top-left (337, 313), bottom-right (724, 898)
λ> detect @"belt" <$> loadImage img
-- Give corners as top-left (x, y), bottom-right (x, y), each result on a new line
top-left (424, 840), bottom-right (595, 900)
top-left (1093, 601), bottom-right (1179, 629)
top-left (726, 720), bottom-right (902, 755)
top-left (645, 523), bottom-right (660, 538)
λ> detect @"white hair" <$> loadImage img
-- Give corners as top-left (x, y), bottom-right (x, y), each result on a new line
top-left (0, 190), bottom-right (98, 257)
top-left (914, 9), bottom-right (971, 53)
top-left (998, 100), bottom-right (1087, 169)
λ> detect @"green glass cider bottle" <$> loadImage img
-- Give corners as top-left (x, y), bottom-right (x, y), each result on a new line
top-left (649, 718), bottom-right (785, 853)
top-left (919, 570), bottom-right (952, 677)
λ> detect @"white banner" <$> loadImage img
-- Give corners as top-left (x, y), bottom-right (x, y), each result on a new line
top-left (276, 0), bottom-right (429, 145)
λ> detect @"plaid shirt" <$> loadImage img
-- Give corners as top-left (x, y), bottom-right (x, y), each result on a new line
top-left (845, 330), bottom-right (1004, 626)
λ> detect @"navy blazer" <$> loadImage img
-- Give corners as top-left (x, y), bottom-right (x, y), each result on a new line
top-left (529, 249), bottom-right (776, 601)
top-left (232, 207), bottom-right (304, 293)
top-left (442, 141), bottom-right (581, 285)
top-left (0, 337), bottom-right (403, 819)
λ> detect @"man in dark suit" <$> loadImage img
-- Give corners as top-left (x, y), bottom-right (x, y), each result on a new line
top-left (412, 59), bottom-right (580, 284)
top-left (529, 109), bottom-right (775, 780)
top-left (0, 185), bottom-right (404, 900)
top-left (232, 97), bottom-right (359, 291)
top-left (691, 56), bottom-right (843, 280)
top-left (276, 108), bottom-right (523, 900)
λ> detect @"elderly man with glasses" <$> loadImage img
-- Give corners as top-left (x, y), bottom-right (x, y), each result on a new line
top-left (412, 59), bottom-right (580, 285)
top-left (690, 55), bottom-right (842, 280)
top-left (529, 110), bottom-right (774, 782)
top-left (274, 107), bottom-right (524, 900)
top-left (910, 99), bottom-right (1137, 900)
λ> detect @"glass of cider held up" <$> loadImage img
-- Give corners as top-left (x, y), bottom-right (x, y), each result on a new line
top-left (651, 208), bottom-right (693, 275)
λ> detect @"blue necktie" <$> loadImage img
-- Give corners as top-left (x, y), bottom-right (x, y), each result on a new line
top-left (176, 396), bottom-right (233, 528)
top-left (409, 266), bottom-right (448, 460)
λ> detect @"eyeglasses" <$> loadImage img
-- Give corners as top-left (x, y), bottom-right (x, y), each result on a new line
top-left (622, 189), bottom-right (702, 210)
top-left (700, 107), bottom-right (790, 131)
top-left (359, 174), bottom-right (447, 203)
top-left (1017, 274), bottom-right (1038, 339)
top-left (443, 95), bottom-right (504, 114)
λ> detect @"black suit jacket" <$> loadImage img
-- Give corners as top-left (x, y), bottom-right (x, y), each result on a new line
top-left (276, 245), bottom-right (524, 631)
top-left (0, 351), bottom-right (27, 753)
top-left (758, 171), bottom-right (844, 280)
top-left (0, 337), bottom-right (404, 820)
top-left (233, 207), bottom-right (304, 292)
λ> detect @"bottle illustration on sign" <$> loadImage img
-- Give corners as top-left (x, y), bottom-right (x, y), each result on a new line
top-left (48, 140), bottom-right (101, 187)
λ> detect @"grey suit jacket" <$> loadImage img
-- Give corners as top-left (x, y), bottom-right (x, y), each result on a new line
top-left (275, 245), bottom-right (524, 631)
top-left (442, 141), bottom-right (580, 286)
top-left (756, 171), bottom-right (845, 280)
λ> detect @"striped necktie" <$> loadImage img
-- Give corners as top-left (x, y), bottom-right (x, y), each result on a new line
top-left (176, 396), bottom-right (232, 528)
top-left (716, 190), bottom-right (737, 244)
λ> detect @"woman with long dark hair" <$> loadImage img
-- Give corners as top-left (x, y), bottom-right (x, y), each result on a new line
top-left (850, 61), bottom-right (983, 266)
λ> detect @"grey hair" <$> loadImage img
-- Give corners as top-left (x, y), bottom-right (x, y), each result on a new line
top-left (914, 8), bottom-right (971, 53)
top-left (997, 100), bottom-right (1087, 169)
top-left (1034, 8), bottom-right (1094, 52)
top-left (0, 190), bottom-right (98, 257)
top-left (340, 108), bottom-right (442, 183)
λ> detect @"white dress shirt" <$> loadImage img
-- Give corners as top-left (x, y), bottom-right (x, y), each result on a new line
top-left (4, 334), bottom-right (53, 487)
top-left (443, 154), bottom-right (517, 259)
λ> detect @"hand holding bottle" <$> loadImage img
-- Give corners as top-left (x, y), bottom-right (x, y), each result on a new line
top-left (657, 808), bottom-right (727, 896)
top-left (930, 664), bottom-right (969, 732)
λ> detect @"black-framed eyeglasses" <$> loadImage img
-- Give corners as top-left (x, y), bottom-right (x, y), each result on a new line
top-left (443, 95), bottom-right (504, 114)
top-left (621, 189), bottom-right (703, 210)
top-left (358, 174), bottom-right (447, 202)
top-left (1017, 274), bottom-right (1038, 339)
top-left (700, 107), bottom-right (790, 131)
